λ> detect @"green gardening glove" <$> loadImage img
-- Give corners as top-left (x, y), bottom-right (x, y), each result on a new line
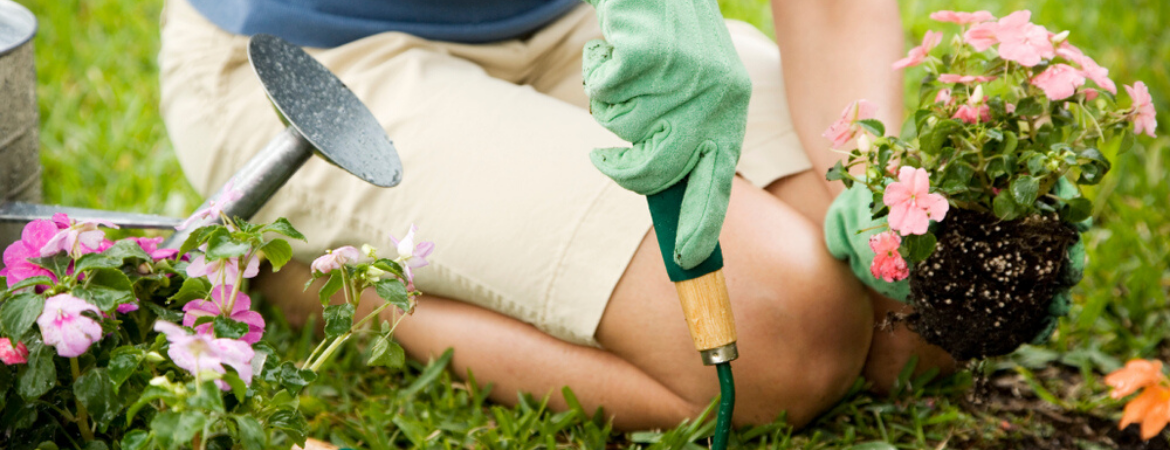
top-left (824, 184), bottom-right (1088, 344)
top-left (582, 0), bottom-right (752, 269)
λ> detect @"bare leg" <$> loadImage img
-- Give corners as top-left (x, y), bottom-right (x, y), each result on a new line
top-left (764, 171), bottom-right (957, 393)
top-left (259, 177), bottom-right (873, 430)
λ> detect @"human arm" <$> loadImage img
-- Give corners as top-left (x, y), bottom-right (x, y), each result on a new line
top-left (770, 0), bottom-right (905, 196)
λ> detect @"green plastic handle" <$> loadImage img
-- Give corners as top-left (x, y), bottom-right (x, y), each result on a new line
top-left (646, 176), bottom-right (724, 282)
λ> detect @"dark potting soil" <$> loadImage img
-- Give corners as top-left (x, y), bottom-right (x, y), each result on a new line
top-left (907, 209), bottom-right (1079, 360)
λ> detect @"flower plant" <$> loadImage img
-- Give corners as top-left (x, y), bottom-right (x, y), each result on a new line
top-left (825, 9), bottom-right (1156, 276)
top-left (0, 205), bottom-right (431, 449)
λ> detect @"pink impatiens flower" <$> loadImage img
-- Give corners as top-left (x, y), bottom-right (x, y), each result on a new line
top-left (40, 216), bottom-right (119, 259)
top-left (1, 219), bottom-right (63, 288)
top-left (176, 180), bottom-right (244, 231)
top-left (390, 225), bottom-right (435, 286)
top-left (0, 338), bottom-right (29, 365)
top-left (993, 11), bottom-right (1054, 67)
top-left (1030, 64), bottom-right (1086, 100)
top-left (310, 245), bottom-right (360, 275)
top-left (821, 99), bottom-right (879, 149)
top-left (127, 237), bottom-right (180, 261)
top-left (869, 231), bottom-right (909, 282)
top-left (37, 294), bottom-right (103, 358)
top-left (1126, 81), bottom-right (1158, 138)
top-left (1057, 43), bottom-right (1117, 94)
top-left (154, 321), bottom-right (254, 389)
top-left (934, 89), bottom-right (953, 105)
top-left (952, 97), bottom-right (991, 124)
top-left (187, 249), bottom-right (260, 287)
top-left (963, 21), bottom-right (1000, 51)
top-left (937, 74), bottom-right (997, 84)
top-left (892, 30), bottom-right (943, 70)
top-left (182, 285), bottom-right (266, 344)
top-left (883, 167), bottom-right (950, 236)
top-left (930, 10), bottom-right (995, 25)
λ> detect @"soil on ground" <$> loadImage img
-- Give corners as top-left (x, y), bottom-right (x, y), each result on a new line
top-left (908, 209), bottom-right (1079, 360)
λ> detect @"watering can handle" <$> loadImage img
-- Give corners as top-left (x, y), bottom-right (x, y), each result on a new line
top-left (646, 177), bottom-right (738, 365)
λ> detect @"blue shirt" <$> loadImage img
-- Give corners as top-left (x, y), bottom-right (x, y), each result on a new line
top-left (188, 0), bottom-right (582, 47)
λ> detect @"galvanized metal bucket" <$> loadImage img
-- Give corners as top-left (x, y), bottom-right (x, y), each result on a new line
top-left (0, 0), bottom-right (39, 259)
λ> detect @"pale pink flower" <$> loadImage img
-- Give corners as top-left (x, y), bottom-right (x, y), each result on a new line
top-left (994, 11), bottom-right (1054, 67)
top-left (390, 224), bottom-right (435, 287)
top-left (1125, 81), bottom-right (1158, 138)
top-left (892, 30), bottom-right (943, 70)
top-left (154, 321), bottom-right (254, 390)
top-left (187, 249), bottom-right (260, 287)
top-left (964, 21), bottom-right (1000, 51)
top-left (1057, 43), bottom-right (1116, 94)
top-left (0, 338), bottom-right (29, 365)
top-left (37, 294), bottom-right (103, 358)
top-left (40, 216), bottom-right (119, 259)
top-left (182, 285), bottom-right (266, 344)
top-left (952, 98), bottom-right (991, 124)
top-left (1031, 64), bottom-right (1086, 100)
top-left (176, 180), bottom-right (244, 231)
top-left (310, 245), bottom-right (360, 275)
top-left (1006, 103), bottom-right (1018, 114)
top-left (934, 89), bottom-right (952, 104)
top-left (883, 167), bottom-right (949, 236)
top-left (116, 300), bottom-right (140, 314)
top-left (821, 99), bottom-right (879, 149)
top-left (869, 231), bottom-right (909, 282)
top-left (937, 74), bottom-right (997, 84)
top-left (1, 219), bottom-right (63, 287)
top-left (931, 10), bottom-right (995, 24)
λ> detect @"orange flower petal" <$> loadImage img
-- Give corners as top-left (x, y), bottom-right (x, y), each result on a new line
top-left (1140, 387), bottom-right (1170, 440)
top-left (1121, 387), bottom-right (1161, 430)
top-left (1107, 360), bottom-right (1165, 399)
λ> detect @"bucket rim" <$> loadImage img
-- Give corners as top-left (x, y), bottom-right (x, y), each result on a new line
top-left (0, 0), bottom-right (37, 57)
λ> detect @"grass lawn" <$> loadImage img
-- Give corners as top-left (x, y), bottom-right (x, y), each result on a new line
top-left (17, 0), bottom-right (1170, 448)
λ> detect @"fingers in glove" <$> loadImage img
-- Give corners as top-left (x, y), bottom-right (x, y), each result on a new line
top-left (674, 141), bottom-right (735, 269)
top-left (589, 119), bottom-right (702, 195)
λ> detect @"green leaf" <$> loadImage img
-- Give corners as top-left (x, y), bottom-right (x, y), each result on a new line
top-left (260, 239), bottom-right (293, 272)
top-left (260, 218), bottom-right (306, 241)
top-left (1062, 198), bottom-right (1093, 223)
top-left (323, 304), bottom-right (355, 339)
top-left (1015, 96), bottom-right (1043, 116)
top-left (18, 342), bottom-right (56, 400)
top-left (168, 277), bottom-right (211, 303)
top-left (205, 229), bottom-right (250, 260)
top-left (368, 335), bottom-right (406, 368)
top-left (1077, 148), bottom-right (1111, 185)
top-left (177, 225), bottom-right (220, 261)
top-left (1010, 176), bottom-right (1040, 207)
top-left (75, 368), bottom-right (120, 426)
top-left (825, 161), bottom-right (853, 188)
top-left (857, 119), bottom-right (885, 137)
top-left (1117, 129), bottom-right (1136, 154)
top-left (187, 381), bottom-right (225, 412)
top-left (149, 411), bottom-right (182, 450)
top-left (175, 410), bottom-right (209, 445)
top-left (1001, 131), bottom-right (1019, 154)
top-left (73, 285), bottom-right (133, 313)
top-left (75, 253), bottom-right (122, 273)
top-left (993, 192), bottom-right (1023, 221)
top-left (7, 275), bottom-right (53, 292)
top-left (108, 347), bottom-right (145, 389)
top-left (223, 371), bottom-right (248, 403)
top-left (120, 430), bottom-right (152, 450)
top-left (1053, 176), bottom-right (1079, 200)
top-left (318, 270), bottom-right (344, 305)
top-left (374, 279), bottom-right (411, 312)
top-left (84, 441), bottom-right (109, 450)
top-left (902, 233), bottom-right (938, 263)
top-left (940, 163), bottom-right (975, 194)
top-left (267, 409), bottom-right (308, 446)
top-left (921, 119), bottom-right (961, 155)
top-left (143, 300), bottom-right (184, 323)
top-left (102, 240), bottom-right (153, 266)
top-left (279, 361), bottom-right (317, 392)
top-left (233, 415), bottom-right (266, 450)
top-left (127, 385), bottom-right (179, 423)
top-left (28, 253), bottom-right (72, 280)
top-left (213, 316), bottom-right (250, 340)
top-left (2, 293), bottom-right (44, 340)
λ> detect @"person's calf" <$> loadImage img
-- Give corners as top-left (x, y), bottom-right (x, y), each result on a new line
top-left (862, 293), bottom-right (958, 394)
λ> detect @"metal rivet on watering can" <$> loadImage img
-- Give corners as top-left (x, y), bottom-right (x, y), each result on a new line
top-left (163, 34), bottom-right (403, 248)
top-left (0, 0), bottom-right (39, 265)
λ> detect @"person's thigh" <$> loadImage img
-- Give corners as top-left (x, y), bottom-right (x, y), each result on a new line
top-left (597, 177), bottom-right (873, 427)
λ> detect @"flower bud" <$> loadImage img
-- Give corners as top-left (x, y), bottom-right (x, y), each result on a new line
top-left (145, 351), bottom-right (165, 362)
top-left (365, 266), bottom-right (385, 279)
top-left (149, 375), bottom-right (170, 386)
top-left (1051, 30), bottom-right (1070, 44)
top-left (971, 85), bottom-right (985, 104)
top-left (926, 116), bottom-right (939, 127)
top-left (362, 244), bottom-right (377, 258)
top-left (857, 133), bottom-right (873, 153)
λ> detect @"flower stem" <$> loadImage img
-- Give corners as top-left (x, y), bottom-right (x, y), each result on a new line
top-left (70, 358), bottom-right (95, 442)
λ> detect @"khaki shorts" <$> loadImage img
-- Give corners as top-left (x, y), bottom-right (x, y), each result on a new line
top-left (159, 0), bottom-right (811, 347)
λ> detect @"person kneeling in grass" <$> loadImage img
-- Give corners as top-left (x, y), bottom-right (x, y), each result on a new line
top-left (159, 0), bottom-right (953, 430)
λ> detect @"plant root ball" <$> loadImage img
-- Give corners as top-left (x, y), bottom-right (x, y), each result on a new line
top-left (907, 209), bottom-right (1079, 360)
